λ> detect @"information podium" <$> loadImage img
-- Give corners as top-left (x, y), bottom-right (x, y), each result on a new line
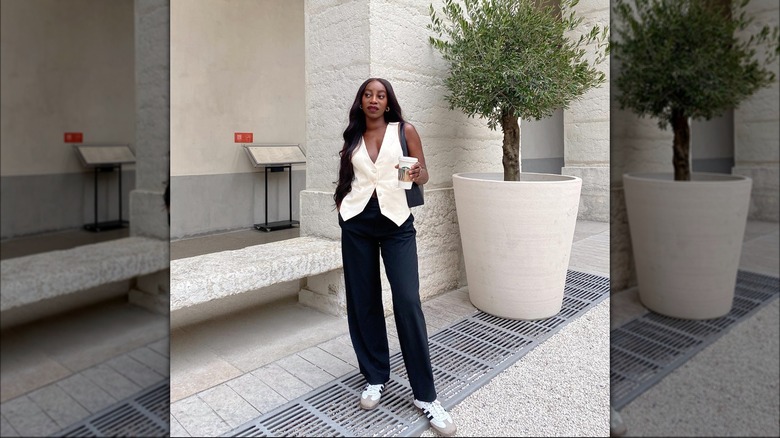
top-left (242, 144), bottom-right (306, 232)
top-left (73, 144), bottom-right (135, 232)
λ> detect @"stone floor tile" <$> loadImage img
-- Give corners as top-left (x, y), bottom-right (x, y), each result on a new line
top-left (335, 333), bottom-right (354, 349)
top-left (252, 362), bottom-right (312, 401)
top-left (169, 414), bottom-right (191, 437)
top-left (297, 347), bottom-right (355, 378)
top-left (423, 298), bottom-right (472, 321)
top-left (27, 384), bottom-right (90, 428)
top-left (227, 373), bottom-right (288, 414)
top-left (170, 394), bottom-right (230, 437)
top-left (386, 332), bottom-right (401, 352)
top-left (423, 313), bottom-right (450, 332)
top-left (1, 413), bottom-right (19, 437)
top-left (276, 354), bottom-right (334, 388)
top-left (0, 396), bottom-right (60, 437)
top-left (81, 363), bottom-right (142, 401)
top-left (55, 372), bottom-right (117, 414)
top-left (129, 346), bottom-right (169, 376)
top-left (148, 337), bottom-right (170, 358)
top-left (0, 331), bottom-right (71, 403)
top-left (317, 338), bottom-right (359, 368)
top-left (105, 354), bottom-right (166, 388)
top-left (433, 289), bottom-right (477, 315)
top-left (198, 384), bottom-right (260, 429)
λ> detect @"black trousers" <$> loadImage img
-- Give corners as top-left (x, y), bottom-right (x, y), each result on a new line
top-left (339, 197), bottom-right (436, 402)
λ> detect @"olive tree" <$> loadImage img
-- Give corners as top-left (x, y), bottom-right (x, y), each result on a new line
top-left (612, 0), bottom-right (779, 181)
top-left (428, 0), bottom-right (609, 181)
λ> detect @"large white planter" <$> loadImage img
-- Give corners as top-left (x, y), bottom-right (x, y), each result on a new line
top-left (453, 172), bottom-right (582, 320)
top-left (623, 172), bottom-right (752, 319)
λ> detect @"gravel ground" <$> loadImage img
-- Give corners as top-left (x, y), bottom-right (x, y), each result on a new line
top-left (419, 298), bottom-right (611, 437)
top-left (619, 299), bottom-right (779, 437)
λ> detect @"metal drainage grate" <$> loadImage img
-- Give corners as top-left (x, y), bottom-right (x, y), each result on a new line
top-left (56, 379), bottom-right (169, 437)
top-left (611, 270), bottom-right (780, 410)
top-left (225, 270), bottom-right (610, 437)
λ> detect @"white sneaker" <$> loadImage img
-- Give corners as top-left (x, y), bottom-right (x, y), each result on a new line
top-left (414, 399), bottom-right (457, 436)
top-left (359, 383), bottom-right (385, 410)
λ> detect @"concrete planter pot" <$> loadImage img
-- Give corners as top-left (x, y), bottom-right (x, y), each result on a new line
top-left (453, 172), bottom-right (582, 320)
top-left (623, 172), bottom-right (752, 319)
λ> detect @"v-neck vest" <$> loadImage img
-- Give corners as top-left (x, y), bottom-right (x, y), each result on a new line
top-left (339, 122), bottom-right (411, 226)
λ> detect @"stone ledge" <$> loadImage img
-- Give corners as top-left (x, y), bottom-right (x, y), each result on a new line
top-left (0, 237), bottom-right (169, 313)
top-left (169, 236), bottom-right (342, 312)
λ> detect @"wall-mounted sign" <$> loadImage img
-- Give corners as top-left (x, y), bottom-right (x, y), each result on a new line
top-left (64, 132), bottom-right (84, 143)
top-left (235, 132), bottom-right (253, 143)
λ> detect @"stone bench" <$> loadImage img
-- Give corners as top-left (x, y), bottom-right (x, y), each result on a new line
top-left (169, 236), bottom-right (343, 317)
top-left (0, 236), bottom-right (169, 328)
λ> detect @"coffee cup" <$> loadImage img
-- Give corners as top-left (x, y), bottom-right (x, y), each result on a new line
top-left (397, 156), bottom-right (418, 189)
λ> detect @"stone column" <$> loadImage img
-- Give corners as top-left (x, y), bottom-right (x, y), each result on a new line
top-left (561, 0), bottom-right (610, 222)
top-left (732, 0), bottom-right (779, 222)
top-left (298, 0), bottom-right (501, 316)
top-left (128, 0), bottom-right (170, 314)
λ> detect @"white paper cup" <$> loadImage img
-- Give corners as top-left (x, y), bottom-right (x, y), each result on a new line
top-left (398, 156), bottom-right (418, 189)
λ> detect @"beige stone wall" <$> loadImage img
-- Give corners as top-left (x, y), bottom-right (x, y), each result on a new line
top-left (563, 0), bottom-right (611, 222)
top-left (0, 0), bottom-right (136, 177)
top-left (170, 0), bottom-right (305, 177)
top-left (301, 0), bottom-right (503, 312)
top-left (733, 0), bottom-right (780, 222)
top-left (169, 0), bottom-right (306, 238)
top-left (132, 0), bottom-right (171, 239)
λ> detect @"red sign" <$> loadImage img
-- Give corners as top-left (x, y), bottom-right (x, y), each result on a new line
top-left (234, 132), bottom-right (253, 143)
top-left (64, 132), bottom-right (83, 143)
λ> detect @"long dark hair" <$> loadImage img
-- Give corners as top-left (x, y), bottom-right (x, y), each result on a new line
top-left (334, 78), bottom-right (404, 207)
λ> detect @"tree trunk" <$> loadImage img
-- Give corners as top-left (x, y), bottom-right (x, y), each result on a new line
top-left (671, 108), bottom-right (691, 181)
top-left (501, 110), bottom-right (520, 181)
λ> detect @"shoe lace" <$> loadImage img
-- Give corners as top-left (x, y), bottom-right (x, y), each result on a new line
top-left (364, 384), bottom-right (383, 397)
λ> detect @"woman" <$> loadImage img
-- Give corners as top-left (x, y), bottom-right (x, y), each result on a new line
top-left (334, 78), bottom-right (456, 437)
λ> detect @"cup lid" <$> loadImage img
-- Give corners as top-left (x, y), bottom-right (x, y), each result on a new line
top-left (399, 156), bottom-right (418, 163)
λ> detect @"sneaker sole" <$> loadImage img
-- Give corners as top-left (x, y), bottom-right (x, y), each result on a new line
top-left (359, 399), bottom-right (380, 410)
top-left (426, 421), bottom-right (457, 437)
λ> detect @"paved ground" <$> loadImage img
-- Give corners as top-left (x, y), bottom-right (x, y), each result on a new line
top-left (0, 228), bottom-right (168, 437)
top-left (611, 220), bottom-right (780, 437)
top-left (1, 219), bottom-right (774, 437)
top-left (0, 299), bottom-right (168, 437)
top-left (168, 220), bottom-right (611, 437)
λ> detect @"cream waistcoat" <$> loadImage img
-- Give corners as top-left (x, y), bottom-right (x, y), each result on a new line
top-left (339, 122), bottom-right (411, 226)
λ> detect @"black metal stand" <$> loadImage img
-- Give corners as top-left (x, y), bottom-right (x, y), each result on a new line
top-left (84, 164), bottom-right (128, 232)
top-left (254, 165), bottom-right (299, 232)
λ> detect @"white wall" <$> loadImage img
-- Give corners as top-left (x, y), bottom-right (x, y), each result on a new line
top-left (1, 0), bottom-right (136, 238)
top-left (300, 0), bottom-right (503, 314)
top-left (171, 0), bottom-right (305, 177)
top-left (733, 0), bottom-right (780, 221)
top-left (302, 0), bottom-right (503, 196)
top-left (170, 0), bottom-right (306, 238)
top-left (1, 0), bottom-right (135, 177)
top-left (563, 0), bottom-right (611, 222)
top-left (521, 110), bottom-right (565, 175)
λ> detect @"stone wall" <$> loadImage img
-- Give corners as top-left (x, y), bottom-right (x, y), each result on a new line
top-left (733, 0), bottom-right (780, 222)
top-left (562, 0), bottom-right (611, 222)
top-left (300, 0), bottom-right (503, 314)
